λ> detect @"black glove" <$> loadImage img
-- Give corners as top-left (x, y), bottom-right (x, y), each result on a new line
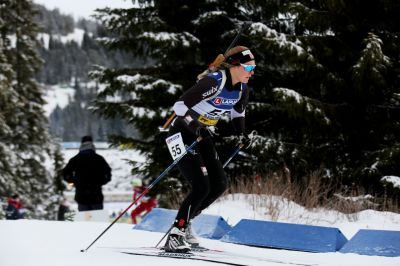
top-left (182, 115), bottom-right (211, 140)
top-left (238, 133), bottom-right (252, 149)
top-left (196, 126), bottom-right (212, 140)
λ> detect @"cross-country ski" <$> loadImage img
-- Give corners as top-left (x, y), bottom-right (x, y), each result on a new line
top-left (117, 246), bottom-right (318, 266)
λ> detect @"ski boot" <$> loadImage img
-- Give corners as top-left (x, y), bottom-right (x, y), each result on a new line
top-left (164, 227), bottom-right (191, 253)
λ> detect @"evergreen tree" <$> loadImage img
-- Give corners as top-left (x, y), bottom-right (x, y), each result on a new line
top-left (289, 1), bottom-right (398, 198)
top-left (92, 0), bottom-right (400, 207)
top-left (0, 0), bottom-right (64, 219)
top-left (0, 26), bottom-right (19, 219)
top-left (91, 1), bottom-right (224, 204)
top-left (246, 0), bottom-right (400, 203)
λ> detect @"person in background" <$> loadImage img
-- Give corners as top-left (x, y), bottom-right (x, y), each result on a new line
top-left (164, 46), bottom-right (255, 253)
top-left (130, 178), bottom-right (157, 224)
top-left (63, 135), bottom-right (112, 211)
top-left (6, 194), bottom-right (24, 220)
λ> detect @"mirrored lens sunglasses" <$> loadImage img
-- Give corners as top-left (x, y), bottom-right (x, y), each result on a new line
top-left (240, 63), bottom-right (256, 72)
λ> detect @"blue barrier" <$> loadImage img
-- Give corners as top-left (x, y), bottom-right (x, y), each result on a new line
top-left (134, 208), bottom-right (232, 239)
top-left (339, 229), bottom-right (400, 257)
top-left (221, 219), bottom-right (347, 252)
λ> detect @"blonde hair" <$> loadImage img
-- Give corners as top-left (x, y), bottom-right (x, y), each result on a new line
top-left (197, 46), bottom-right (250, 80)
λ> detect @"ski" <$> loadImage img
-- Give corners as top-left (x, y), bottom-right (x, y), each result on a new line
top-left (113, 246), bottom-right (318, 266)
top-left (120, 249), bottom-right (249, 266)
top-left (160, 245), bottom-right (211, 253)
top-left (191, 245), bottom-right (211, 252)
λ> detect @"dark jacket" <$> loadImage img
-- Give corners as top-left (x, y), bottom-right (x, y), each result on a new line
top-left (63, 149), bottom-right (111, 205)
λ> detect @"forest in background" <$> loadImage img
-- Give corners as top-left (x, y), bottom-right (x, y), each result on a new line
top-left (35, 4), bottom-right (141, 141)
top-left (1, 1), bottom-right (399, 218)
top-left (92, 0), bottom-right (400, 210)
top-left (0, 2), bottom-right (140, 219)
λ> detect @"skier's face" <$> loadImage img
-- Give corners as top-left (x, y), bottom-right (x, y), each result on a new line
top-left (237, 60), bottom-right (255, 84)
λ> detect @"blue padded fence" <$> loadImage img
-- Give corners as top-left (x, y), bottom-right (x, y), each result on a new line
top-left (134, 208), bottom-right (232, 239)
top-left (221, 219), bottom-right (348, 252)
top-left (134, 208), bottom-right (400, 257)
top-left (339, 229), bottom-right (400, 257)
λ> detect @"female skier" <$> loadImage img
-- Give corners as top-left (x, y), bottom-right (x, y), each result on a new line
top-left (164, 46), bottom-right (256, 253)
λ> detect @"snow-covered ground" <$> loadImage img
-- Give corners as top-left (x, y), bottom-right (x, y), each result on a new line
top-left (1, 194), bottom-right (399, 266)
top-left (16, 142), bottom-right (393, 266)
top-left (206, 194), bottom-right (400, 239)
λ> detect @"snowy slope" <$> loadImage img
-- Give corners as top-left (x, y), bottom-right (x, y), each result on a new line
top-left (42, 84), bottom-right (75, 116)
top-left (31, 141), bottom-right (399, 266)
top-left (205, 194), bottom-right (400, 239)
top-left (1, 207), bottom-right (399, 266)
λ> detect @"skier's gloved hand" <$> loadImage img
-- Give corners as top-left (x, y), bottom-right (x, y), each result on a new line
top-left (238, 133), bottom-right (253, 149)
top-left (183, 114), bottom-right (211, 140)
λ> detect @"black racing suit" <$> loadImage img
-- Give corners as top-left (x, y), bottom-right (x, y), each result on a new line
top-left (168, 69), bottom-right (249, 228)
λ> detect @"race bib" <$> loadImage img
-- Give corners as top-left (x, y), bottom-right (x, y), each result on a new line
top-left (165, 133), bottom-right (186, 160)
top-left (197, 115), bottom-right (218, 126)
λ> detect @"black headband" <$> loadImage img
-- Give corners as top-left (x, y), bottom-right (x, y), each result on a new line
top-left (226, 49), bottom-right (255, 65)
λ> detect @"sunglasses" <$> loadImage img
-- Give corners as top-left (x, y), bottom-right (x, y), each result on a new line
top-left (240, 63), bottom-right (256, 72)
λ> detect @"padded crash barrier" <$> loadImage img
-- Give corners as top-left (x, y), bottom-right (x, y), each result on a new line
top-left (134, 208), bottom-right (232, 239)
top-left (339, 229), bottom-right (400, 257)
top-left (221, 219), bottom-right (348, 252)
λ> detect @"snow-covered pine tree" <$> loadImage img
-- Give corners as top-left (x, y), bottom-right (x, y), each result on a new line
top-left (247, 0), bottom-right (400, 203)
top-left (0, 0), bottom-right (64, 219)
top-left (0, 30), bottom-right (19, 219)
top-left (91, 0), bottom-right (265, 205)
top-left (92, 0), bottom-right (400, 206)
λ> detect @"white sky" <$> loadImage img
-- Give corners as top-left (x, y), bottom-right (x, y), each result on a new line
top-left (33, 0), bottom-right (134, 19)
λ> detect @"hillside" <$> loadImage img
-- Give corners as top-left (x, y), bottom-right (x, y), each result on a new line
top-left (35, 4), bottom-right (141, 141)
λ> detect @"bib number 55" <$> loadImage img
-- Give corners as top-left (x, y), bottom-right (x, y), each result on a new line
top-left (165, 133), bottom-right (186, 160)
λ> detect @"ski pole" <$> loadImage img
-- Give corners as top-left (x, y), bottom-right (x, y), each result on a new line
top-left (155, 143), bottom-right (243, 248)
top-left (222, 130), bottom-right (256, 168)
top-left (81, 137), bottom-right (202, 253)
top-left (223, 144), bottom-right (243, 168)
